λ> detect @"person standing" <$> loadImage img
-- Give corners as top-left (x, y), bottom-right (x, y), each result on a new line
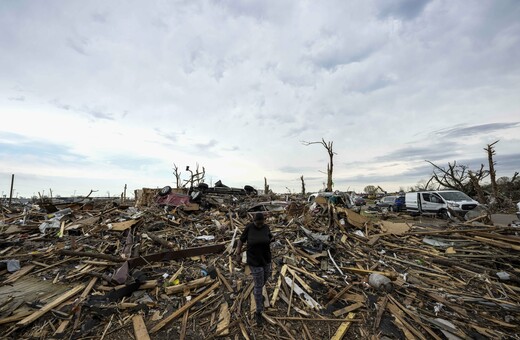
top-left (235, 212), bottom-right (273, 325)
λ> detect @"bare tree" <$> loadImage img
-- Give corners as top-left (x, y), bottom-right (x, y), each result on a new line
top-left (302, 138), bottom-right (336, 192)
top-left (300, 175), bottom-right (306, 196)
top-left (173, 163), bottom-right (182, 188)
top-left (468, 171), bottom-right (487, 204)
top-left (412, 177), bottom-right (437, 191)
top-left (426, 160), bottom-right (488, 195)
top-left (364, 185), bottom-right (376, 195)
top-left (485, 140), bottom-right (499, 199)
top-left (194, 163), bottom-right (206, 186)
top-left (183, 164), bottom-right (206, 190)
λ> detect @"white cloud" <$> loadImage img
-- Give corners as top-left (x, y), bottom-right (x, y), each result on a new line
top-left (1, 0), bottom-right (519, 196)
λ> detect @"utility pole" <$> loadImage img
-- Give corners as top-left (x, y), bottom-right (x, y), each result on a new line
top-left (8, 174), bottom-right (14, 207)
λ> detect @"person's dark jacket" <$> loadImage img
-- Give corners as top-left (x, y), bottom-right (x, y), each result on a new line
top-left (239, 222), bottom-right (273, 267)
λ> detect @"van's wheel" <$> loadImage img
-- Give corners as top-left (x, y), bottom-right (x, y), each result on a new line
top-left (388, 205), bottom-right (394, 212)
top-left (159, 186), bottom-right (172, 196)
top-left (438, 209), bottom-right (449, 219)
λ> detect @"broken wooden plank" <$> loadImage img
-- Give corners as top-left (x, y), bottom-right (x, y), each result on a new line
top-left (3, 264), bottom-right (35, 284)
top-left (216, 267), bottom-right (233, 292)
top-left (127, 243), bottom-right (226, 268)
top-left (270, 264), bottom-right (288, 306)
top-left (333, 302), bottom-right (363, 317)
top-left (17, 284), bottom-right (85, 327)
top-left (132, 314), bottom-right (151, 340)
top-left (387, 302), bottom-right (427, 340)
top-left (216, 301), bottom-right (230, 336)
top-left (150, 281), bottom-right (220, 334)
top-left (330, 312), bottom-right (356, 340)
top-left (109, 219), bottom-right (139, 231)
top-left (59, 250), bottom-right (125, 263)
top-left (165, 276), bottom-right (213, 295)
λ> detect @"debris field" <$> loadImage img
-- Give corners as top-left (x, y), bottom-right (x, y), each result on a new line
top-left (0, 189), bottom-right (519, 340)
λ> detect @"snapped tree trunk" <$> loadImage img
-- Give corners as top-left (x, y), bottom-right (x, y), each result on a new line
top-left (301, 138), bottom-right (336, 192)
top-left (485, 140), bottom-right (499, 200)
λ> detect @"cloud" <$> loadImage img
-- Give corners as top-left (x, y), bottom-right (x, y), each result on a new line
top-left (195, 139), bottom-right (218, 152)
top-left (1, 1), bottom-right (519, 196)
top-left (377, 0), bottom-right (432, 20)
top-left (8, 96), bottom-right (25, 101)
top-left (278, 166), bottom-right (318, 174)
top-left (433, 123), bottom-right (520, 139)
top-left (0, 139), bottom-right (85, 164)
top-left (374, 143), bottom-right (461, 162)
top-left (66, 37), bottom-right (89, 56)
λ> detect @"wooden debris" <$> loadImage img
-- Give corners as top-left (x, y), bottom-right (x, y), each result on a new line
top-left (17, 284), bottom-right (85, 327)
top-left (330, 312), bottom-right (356, 340)
top-left (1, 194), bottom-right (519, 339)
top-left (132, 314), bottom-right (151, 340)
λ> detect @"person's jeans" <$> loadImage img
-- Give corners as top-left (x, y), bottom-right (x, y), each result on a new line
top-left (250, 263), bottom-right (271, 313)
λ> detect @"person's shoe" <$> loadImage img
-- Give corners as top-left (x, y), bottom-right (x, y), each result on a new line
top-left (255, 311), bottom-right (263, 326)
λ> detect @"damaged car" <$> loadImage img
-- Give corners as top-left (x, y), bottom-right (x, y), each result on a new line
top-left (240, 200), bottom-right (290, 218)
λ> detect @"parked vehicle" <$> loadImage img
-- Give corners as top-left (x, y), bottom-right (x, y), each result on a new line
top-left (375, 195), bottom-right (403, 212)
top-left (242, 201), bottom-right (290, 218)
top-left (308, 192), bottom-right (355, 208)
top-left (405, 190), bottom-right (479, 218)
top-left (354, 196), bottom-right (366, 206)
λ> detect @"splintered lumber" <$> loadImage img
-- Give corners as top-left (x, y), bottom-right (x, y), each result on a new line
top-left (216, 267), bottom-right (233, 292)
top-left (216, 301), bottom-right (230, 336)
top-left (165, 276), bottom-right (214, 295)
top-left (132, 314), bottom-right (151, 340)
top-left (79, 277), bottom-right (98, 301)
top-left (270, 264), bottom-right (288, 306)
top-left (127, 243), bottom-right (226, 268)
top-left (333, 302), bottom-right (364, 317)
top-left (17, 284), bottom-right (85, 327)
top-left (330, 312), bottom-right (356, 340)
top-left (239, 322), bottom-right (250, 340)
top-left (373, 296), bottom-right (388, 331)
top-left (284, 276), bottom-right (321, 309)
top-left (341, 267), bottom-right (398, 280)
top-left (470, 235), bottom-right (520, 251)
top-left (3, 265), bottom-right (35, 284)
top-left (59, 250), bottom-right (125, 262)
top-left (0, 311), bottom-right (32, 325)
top-left (387, 302), bottom-right (427, 340)
top-left (109, 219), bottom-right (139, 231)
top-left (387, 295), bottom-right (442, 340)
top-left (180, 309), bottom-right (189, 340)
top-left (54, 320), bottom-right (70, 335)
top-left (326, 284), bottom-right (353, 308)
top-left (142, 230), bottom-right (176, 249)
top-left (150, 281), bottom-right (220, 334)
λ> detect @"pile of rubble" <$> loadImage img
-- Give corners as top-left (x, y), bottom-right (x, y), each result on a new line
top-left (0, 189), bottom-right (519, 339)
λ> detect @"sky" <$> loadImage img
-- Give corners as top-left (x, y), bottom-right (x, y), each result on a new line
top-left (1, 0), bottom-right (519, 198)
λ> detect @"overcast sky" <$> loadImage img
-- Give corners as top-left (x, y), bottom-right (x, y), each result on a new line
top-left (1, 0), bottom-right (519, 198)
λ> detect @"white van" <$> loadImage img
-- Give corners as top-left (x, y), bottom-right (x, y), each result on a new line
top-left (405, 190), bottom-right (479, 218)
